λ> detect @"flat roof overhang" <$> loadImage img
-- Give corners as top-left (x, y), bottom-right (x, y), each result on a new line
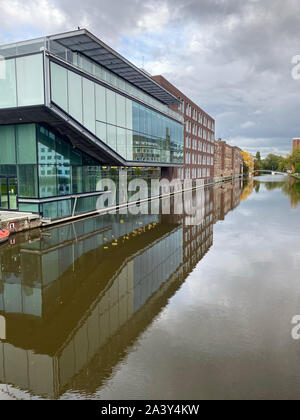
top-left (0, 105), bottom-right (182, 168)
top-left (49, 29), bottom-right (180, 106)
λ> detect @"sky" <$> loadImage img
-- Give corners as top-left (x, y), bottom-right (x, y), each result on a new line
top-left (0, 0), bottom-right (300, 157)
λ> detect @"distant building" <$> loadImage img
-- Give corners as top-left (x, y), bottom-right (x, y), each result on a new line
top-left (151, 75), bottom-right (215, 182)
top-left (293, 138), bottom-right (300, 151)
top-left (214, 139), bottom-right (243, 181)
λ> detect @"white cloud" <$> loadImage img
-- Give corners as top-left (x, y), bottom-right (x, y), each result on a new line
top-left (0, 0), bottom-right (69, 37)
top-left (137, 3), bottom-right (171, 33)
top-left (241, 121), bottom-right (256, 129)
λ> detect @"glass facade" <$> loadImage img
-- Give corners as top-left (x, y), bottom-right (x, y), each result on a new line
top-left (0, 123), bottom-right (162, 219)
top-left (50, 62), bottom-right (183, 164)
top-left (0, 125), bottom-right (38, 212)
top-left (0, 36), bottom-right (184, 219)
top-left (0, 53), bottom-right (44, 109)
top-left (0, 37), bottom-right (183, 122)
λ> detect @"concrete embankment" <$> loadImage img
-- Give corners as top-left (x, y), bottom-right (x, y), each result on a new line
top-left (0, 212), bottom-right (42, 234)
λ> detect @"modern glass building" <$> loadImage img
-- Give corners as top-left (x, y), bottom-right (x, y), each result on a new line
top-left (0, 29), bottom-right (184, 218)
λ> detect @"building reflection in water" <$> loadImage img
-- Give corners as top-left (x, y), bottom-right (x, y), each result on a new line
top-left (0, 180), bottom-right (242, 399)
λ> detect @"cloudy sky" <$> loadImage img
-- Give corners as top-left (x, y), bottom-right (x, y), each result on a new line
top-left (1, 0), bottom-right (300, 156)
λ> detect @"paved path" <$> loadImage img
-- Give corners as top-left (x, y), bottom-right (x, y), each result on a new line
top-left (0, 211), bottom-right (34, 221)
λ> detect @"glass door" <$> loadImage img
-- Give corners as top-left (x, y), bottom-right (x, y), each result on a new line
top-left (0, 177), bottom-right (18, 210)
top-left (8, 178), bottom-right (18, 210)
top-left (0, 178), bottom-right (9, 210)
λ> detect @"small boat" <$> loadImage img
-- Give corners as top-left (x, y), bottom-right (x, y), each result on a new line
top-left (0, 229), bottom-right (10, 244)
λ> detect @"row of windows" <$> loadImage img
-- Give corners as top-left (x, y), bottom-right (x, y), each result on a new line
top-left (185, 136), bottom-right (214, 154)
top-left (177, 167), bottom-right (212, 180)
top-left (50, 62), bottom-right (183, 164)
top-left (185, 153), bottom-right (214, 166)
top-left (184, 167), bottom-right (211, 179)
top-left (178, 99), bottom-right (214, 130)
top-left (186, 121), bottom-right (214, 141)
top-left (49, 40), bottom-right (182, 123)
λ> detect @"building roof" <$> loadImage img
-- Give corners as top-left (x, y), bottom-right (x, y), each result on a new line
top-left (49, 29), bottom-right (179, 106)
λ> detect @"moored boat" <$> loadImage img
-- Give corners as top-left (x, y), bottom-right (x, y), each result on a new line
top-left (0, 229), bottom-right (10, 244)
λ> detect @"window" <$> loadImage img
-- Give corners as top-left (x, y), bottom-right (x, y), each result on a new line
top-left (16, 54), bottom-right (44, 106)
top-left (16, 124), bottom-right (37, 164)
top-left (116, 94), bottom-right (126, 128)
top-left (18, 165), bottom-right (38, 198)
top-left (106, 89), bottom-right (116, 125)
top-left (0, 125), bottom-right (16, 164)
top-left (68, 70), bottom-right (83, 123)
top-left (51, 62), bottom-right (68, 111)
top-left (83, 78), bottom-right (95, 134)
top-left (0, 58), bottom-right (17, 109)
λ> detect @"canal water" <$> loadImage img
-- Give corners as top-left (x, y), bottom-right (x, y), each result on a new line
top-left (0, 175), bottom-right (300, 400)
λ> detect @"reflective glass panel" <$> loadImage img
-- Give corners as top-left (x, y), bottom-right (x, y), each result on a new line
top-left (16, 124), bottom-right (37, 164)
top-left (0, 125), bottom-right (16, 164)
top-left (0, 58), bottom-right (17, 109)
top-left (68, 70), bottom-right (83, 123)
top-left (51, 62), bottom-right (68, 111)
top-left (16, 54), bottom-right (44, 106)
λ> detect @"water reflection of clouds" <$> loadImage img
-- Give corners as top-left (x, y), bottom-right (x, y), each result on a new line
top-left (94, 183), bottom-right (300, 400)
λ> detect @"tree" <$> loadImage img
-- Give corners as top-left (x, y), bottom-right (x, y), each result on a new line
top-left (287, 147), bottom-right (300, 173)
top-left (243, 161), bottom-right (249, 177)
top-left (262, 154), bottom-right (282, 171)
top-left (256, 151), bottom-right (262, 162)
top-left (254, 151), bottom-right (262, 171)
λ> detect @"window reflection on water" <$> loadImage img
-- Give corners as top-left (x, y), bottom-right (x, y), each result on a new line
top-left (0, 180), bottom-right (243, 399)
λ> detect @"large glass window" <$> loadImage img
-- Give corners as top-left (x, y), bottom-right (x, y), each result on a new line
top-left (107, 124), bottom-right (117, 150)
top-left (49, 62), bottom-right (183, 164)
top-left (50, 62), bottom-right (68, 111)
top-left (38, 125), bottom-right (55, 164)
top-left (82, 166), bottom-right (101, 193)
top-left (56, 137), bottom-right (70, 165)
top-left (126, 130), bottom-right (133, 160)
top-left (57, 165), bottom-right (71, 196)
top-left (106, 90), bottom-right (116, 125)
top-left (16, 54), bottom-right (44, 106)
top-left (16, 124), bottom-right (37, 164)
top-left (95, 84), bottom-right (106, 123)
top-left (0, 125), bottom-right (16, 164)
top-left (96, 122), bottom-right (107, 144)
top-left (39, 165), bottom-right (57, 198)
top-left (71, 166), bottom-right (83, 194)
top-left (116, 94), bottom-right (126, 128)
top-left (68, 70), bottom-right (83, 123)
top-left (18, 165), bottom-right (38, 198)
top-left (83, 78), bottom-right (95, 134)
top-left (0, 58), bottom-right (17, 108)
top-left (116, 127), bottom-right (127, 158)
top-left (126, 98), bottom-right (133, 130)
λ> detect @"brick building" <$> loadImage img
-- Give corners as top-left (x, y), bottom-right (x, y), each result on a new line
top-left (293, 138), bottom-right (300, 151)
top-left (214, 139), bottom-right (243, 181)
top-left (152, 75), bottom-right (215, 182)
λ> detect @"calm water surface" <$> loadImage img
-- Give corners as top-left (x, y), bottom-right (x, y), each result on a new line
top-left (1, 176), bottom-right (300, 400)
